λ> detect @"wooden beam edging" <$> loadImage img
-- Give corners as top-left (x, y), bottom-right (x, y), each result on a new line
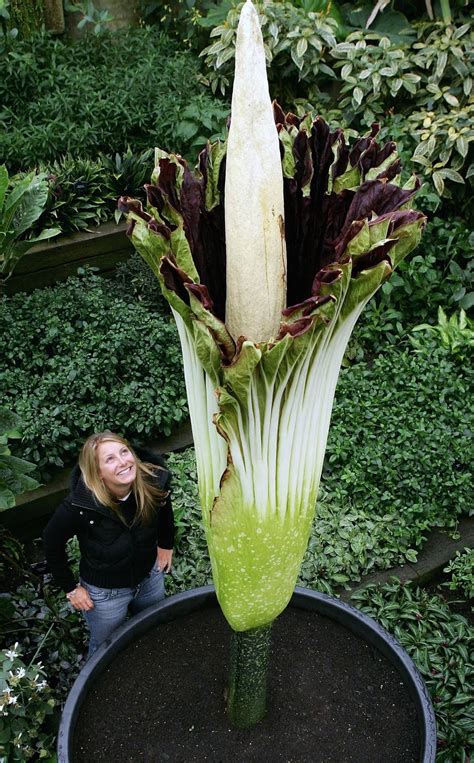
top-left (4, 221), bottom-right (134, 295)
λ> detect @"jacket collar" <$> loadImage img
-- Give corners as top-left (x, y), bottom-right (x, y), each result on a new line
top-left (70, 467), bottom-right (116, 517)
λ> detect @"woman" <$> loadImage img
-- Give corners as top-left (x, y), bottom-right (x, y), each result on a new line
top-left (43, 431), bottom-right (174, 657)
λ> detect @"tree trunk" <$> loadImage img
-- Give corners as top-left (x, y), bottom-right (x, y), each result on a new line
top-left (8, 0), bottom-right (43, 37)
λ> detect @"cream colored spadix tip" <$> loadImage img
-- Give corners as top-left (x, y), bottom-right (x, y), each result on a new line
top-left (224, 0), bottom-right (287, 344)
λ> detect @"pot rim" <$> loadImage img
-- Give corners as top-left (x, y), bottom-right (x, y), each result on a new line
top-left (58, 585), bottom-right (436, 763)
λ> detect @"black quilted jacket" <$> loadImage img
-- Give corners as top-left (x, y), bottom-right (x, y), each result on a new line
top-left (43, 451), bottom-right (174, 593)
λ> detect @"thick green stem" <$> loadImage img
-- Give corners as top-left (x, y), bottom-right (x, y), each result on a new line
top-left (439, 0), bottom-right (452, 24)
top-left (227, 623), bottom-right (273, 728)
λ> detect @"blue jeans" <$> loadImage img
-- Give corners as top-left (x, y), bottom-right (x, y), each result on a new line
top-left (82, 565), bottom-right (165, 657)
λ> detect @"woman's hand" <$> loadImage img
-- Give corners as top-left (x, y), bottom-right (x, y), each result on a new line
top-left (66, 585), bottom-right (94, 611)
top-left (156, 547), bottom-right (173, 573)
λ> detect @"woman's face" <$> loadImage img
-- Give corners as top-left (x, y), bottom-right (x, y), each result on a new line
top-left (97, 440), bottom-right (137, 496)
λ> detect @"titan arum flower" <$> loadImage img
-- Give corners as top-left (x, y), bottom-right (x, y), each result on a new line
top-left (119, 0), bottom-right (425, 728)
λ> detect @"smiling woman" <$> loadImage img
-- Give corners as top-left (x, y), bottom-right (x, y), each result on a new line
top-left (42, 431), bottom-right (175, 657)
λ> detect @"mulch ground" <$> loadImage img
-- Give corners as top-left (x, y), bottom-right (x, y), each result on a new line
top-left (73, 605), bottom-right (420, 762)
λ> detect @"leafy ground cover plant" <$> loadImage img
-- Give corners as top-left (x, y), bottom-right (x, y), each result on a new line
top-left (325, 345), bottom-right (472, 532)
top-left (443, 548), bottom-right (474, 601)
top-left (111, 251), bottom-right (171, 314)
top-left (352, 580), bottom-right (473, 762)
top-left (0, 563), bottom-right (86, 761)
top-left (0, 269), bottom-right (186, 476)
top-left (0, 27), bottom-right (227, 170)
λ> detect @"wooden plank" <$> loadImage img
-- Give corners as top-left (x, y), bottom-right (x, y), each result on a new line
top-left (13, 222), bottom-right (131, 274)
top-left (5, 247), bottom-right (133, 294)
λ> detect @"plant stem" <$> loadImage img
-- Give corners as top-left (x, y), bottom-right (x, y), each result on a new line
top-left (440, 0), bottom-right (452, 24)
top-left (227, 623), bottom-right (272, 728)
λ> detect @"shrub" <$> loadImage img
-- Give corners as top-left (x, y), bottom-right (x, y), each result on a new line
top-left (410, 307), bottom-right (474, 358)
top-left (0, 270), bottom-right (187, 476)
top-left (0, 27), bottom-right (228, 170)
top-left (325, 345), bottom-right (472, 538)
top-left (200, 0), bottom-right (338, 100)
top-left (202, 10), bottom-right (473, 202)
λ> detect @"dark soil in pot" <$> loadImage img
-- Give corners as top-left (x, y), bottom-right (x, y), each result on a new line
top-left (73, 606), bottom-right (420, 762)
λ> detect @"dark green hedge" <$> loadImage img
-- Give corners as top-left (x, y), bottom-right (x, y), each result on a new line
top-left (0, 270), bottom-right (187, 474)
top-left (0, 27), bottom-right (228, 170)
top-left (324, 344), bottom-right (472, 536)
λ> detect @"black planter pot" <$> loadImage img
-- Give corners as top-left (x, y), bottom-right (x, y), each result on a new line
top-left (58, 585), bottom-right (436, 762)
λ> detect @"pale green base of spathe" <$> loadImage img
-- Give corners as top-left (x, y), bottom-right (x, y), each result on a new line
top-left (207, 503), bottom-right (314, 631)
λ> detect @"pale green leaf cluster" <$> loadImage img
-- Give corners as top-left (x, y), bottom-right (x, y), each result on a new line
top-left (0, 408), bottom-right (40, 510)
top-left (410, 307), bottom-right (474, 357)
top-left (200, 0), bottom-right (338, 95)
top-left (0, 165), bottom-right (60, 280)
top-left (409, 104), bottom-right (474, 196)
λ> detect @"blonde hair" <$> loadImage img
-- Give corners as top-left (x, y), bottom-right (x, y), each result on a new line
top-left (79, 431), bottom-right (168, 525)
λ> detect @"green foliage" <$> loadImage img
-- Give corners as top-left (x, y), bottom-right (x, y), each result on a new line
top-left (160, 449), bottom-right (212, 595)
top-left (0, 644), bottom-right (56, 762)
top-left (0, 269), bottom-right (187, 476)
top-left (352, 216), bottom-right (474, 354)
top-left (409, 104), bottom-right (474, 197)
top-left (0, 526), bottom-right (26, 584)
top-left (332, 31), bottom-right (422, 119)
top-left (0, 0), bottom-right (17, 39)
top-left (0, 408), bottom-right (40, 510)
top-left (64, 0), bottom-right (114, 34)
top-left (200, 0), bottom-right (338, 100)
top-left (410, 307), bottom-right (474, 358)
top-left (352, 580), bottom-right (473, 762)
top-left (0, 27), bottom-right (227, 171)
top-left (201, 10), bottom-right (473, 201)
top-left (102, 147), bottom-right (154, 221)
top-left (298, 494), bottom-right (421, 594)
top-left (325, 345), bottom-right (472, 535)
top-left (0, 564), bottom-right (86, 760)
top-left (111, 251), bottom-right (170, 313)
top-left (37, 155), bottom-right (111, 234)
top-left (173, 97), bottom-right (229, 150)
top-left (0, 165), bottom-right (60, 279)
top-left (443, 548), bottom-right (474, 600)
